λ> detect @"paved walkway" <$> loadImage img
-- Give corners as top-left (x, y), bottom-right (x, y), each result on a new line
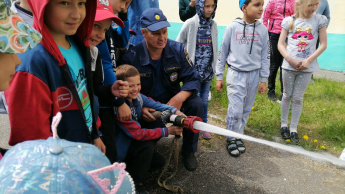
top-left (144, 117), bottom-right (345, 193)
top-left (313, 69), bottom-right (345, 82)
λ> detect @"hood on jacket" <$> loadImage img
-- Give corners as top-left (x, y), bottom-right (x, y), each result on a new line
top-left (27, 0), bottom-right (96, 66)
top-left (233, 18), bottom-right (262, 54)
top-left (195, 0), bottom-right (217, 20)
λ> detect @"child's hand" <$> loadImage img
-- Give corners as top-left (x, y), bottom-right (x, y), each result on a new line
top-left (175, 110), bottom-right (186, 117)
top-left (142, 107), bottom-right (157, 122)
top-left (190, 0), bottom-right (196, 7)
top-left (258, 82), bottom-right (267, 94)
top-left (297, 59), bottom-right (311, 70)
top-left (121, 0), bottom-right (132, 13)
top-left (288, 57), bottom-right (302, 70)
top-left (111, 80), bottom-right (129, 98)
top-left (168, 126), bottom-right (183, 136)
top-left (216, 80), bottom-right (224, 91)
top-left (117, 103), bottom-right (132, 121)
top-left (93, 137), bottom-right (106, 154)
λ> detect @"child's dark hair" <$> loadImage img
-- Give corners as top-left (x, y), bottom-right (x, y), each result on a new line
top-left (243, 0), bottom-right (252, 6)
top-left (115, 64), bottom-right (140, 81)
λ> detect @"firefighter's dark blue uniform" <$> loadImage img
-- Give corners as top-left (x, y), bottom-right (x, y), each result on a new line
top-left (122, 39), bottom-right (203, 153)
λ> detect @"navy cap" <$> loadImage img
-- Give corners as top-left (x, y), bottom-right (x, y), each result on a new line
top-left (239, 0), bottom-right (247, 11)
top-left (140, 8), bottom-right (171, 31)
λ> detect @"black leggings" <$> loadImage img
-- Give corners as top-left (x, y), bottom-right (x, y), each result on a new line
top-left (267, 34), bottom-right (284, 93)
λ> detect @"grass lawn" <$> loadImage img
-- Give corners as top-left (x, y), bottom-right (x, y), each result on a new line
top-left (209, 70), bottom-right (345, 156)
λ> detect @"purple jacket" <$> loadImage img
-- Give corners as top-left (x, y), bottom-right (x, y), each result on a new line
top-left (263, 0), bottom-right (294, 34)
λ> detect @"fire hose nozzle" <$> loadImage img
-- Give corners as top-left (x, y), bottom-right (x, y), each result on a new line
top-left (160, 110), bottom-right (202, 133)
top-left (182, 116), bottom-right (202, 133)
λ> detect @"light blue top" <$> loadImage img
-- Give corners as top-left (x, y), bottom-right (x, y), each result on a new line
top-left (59, 39), bottom-right (93, 132)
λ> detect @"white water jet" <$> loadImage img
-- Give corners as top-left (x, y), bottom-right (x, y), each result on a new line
top-left (193, 121), bottom-right (345, 168)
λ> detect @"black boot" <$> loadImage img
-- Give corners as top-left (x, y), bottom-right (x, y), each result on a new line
top-left (149, 150), bottom-right (165, 172)
top-left (181, 149), bottom-right (198, 171)
top-left (267, 90), bottom-right (276, 101)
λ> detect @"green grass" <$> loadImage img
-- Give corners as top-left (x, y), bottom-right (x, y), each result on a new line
top-left (209, 69), bottom-right (345, 155)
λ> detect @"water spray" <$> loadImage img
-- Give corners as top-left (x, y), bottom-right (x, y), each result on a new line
top-left (160, 110), bottom-right (345, 168)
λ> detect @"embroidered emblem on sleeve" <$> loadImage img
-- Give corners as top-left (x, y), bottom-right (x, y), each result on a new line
top-left (184, 49), bottom-right (193, 67)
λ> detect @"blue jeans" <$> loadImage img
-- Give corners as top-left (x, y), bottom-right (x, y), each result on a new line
top-left (199, 81), bottom-right (211, 123)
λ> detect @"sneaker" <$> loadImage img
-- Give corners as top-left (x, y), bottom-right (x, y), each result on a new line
top-left (280, 127), bottom-right (290, 140)
top-left (200, 131), bottom-right (212, 140)
top-left (290, 132), bottom-right (300, 144)
top-left (181, 149), bottom-right (198, 171)
top-left (267, 90), bottom-right (276, 101)
top-left (226, 140), bottom-right (240, 157)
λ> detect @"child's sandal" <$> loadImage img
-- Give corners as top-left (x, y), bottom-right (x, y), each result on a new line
top-left (235, 139), bottom-right (246, 153)
top-left (226, 140), bottom-right (240, 157)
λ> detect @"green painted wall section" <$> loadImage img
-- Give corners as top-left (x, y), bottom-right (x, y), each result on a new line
top-left (169, 22), bottom-right (345, 72)
top-left (318, 33), bottom-right (345, 72)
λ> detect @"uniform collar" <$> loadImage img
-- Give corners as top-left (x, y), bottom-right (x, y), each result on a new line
top-left (138, 39), bottom-right (175, 66)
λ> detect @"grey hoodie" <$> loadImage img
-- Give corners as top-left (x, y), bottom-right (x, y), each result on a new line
top-left (216, 18), bottom-right (269, 83)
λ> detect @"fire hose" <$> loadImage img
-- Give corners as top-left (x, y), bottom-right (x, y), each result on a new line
top-left (156, 110), bottom-right (202, 193)
top-left (155, 110), bottom-right (345, 193)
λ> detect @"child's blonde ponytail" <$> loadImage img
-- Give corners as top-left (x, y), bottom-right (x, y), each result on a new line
top-left (289, 0), bottom-right (303, 31)
top-left (289, 16), bottom-right (295, 31)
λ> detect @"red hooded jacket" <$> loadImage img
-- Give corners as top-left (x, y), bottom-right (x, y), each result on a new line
top-left (5, 0), bottom-right (99, 145)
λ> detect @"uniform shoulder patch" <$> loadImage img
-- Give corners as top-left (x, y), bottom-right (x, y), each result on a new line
top-left (184, 49), bottom-right (193, 67)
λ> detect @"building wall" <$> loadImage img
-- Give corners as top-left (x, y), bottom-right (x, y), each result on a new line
top-left (161, 0), bottom-right (345, 71)
top-left (162, 0), bottom-right (345, 34)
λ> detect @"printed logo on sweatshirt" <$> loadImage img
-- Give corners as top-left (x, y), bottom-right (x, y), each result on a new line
top-left (57, 87), bottom-right (75, 110)
top-left (296, 47), bottom-right (311, 58)
top-left (236, 32), bottom-right (259, 45)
